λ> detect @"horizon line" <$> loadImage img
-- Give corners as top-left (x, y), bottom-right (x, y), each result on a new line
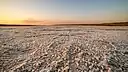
top-left (0, 22), bottom-right (128, 26)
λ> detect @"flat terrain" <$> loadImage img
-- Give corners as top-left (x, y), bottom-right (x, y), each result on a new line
top-left (0, 26), bottom-right (128, 72)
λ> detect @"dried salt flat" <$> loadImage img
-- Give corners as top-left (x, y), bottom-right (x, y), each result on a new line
top-left (0, 26), bottom-right (128, 72)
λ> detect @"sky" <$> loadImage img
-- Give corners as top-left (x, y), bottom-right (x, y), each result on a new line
top-left (0, 0), bottom-right (128, 25)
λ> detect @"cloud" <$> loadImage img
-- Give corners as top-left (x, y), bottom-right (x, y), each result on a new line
top-left (22, 18), bottom-right (55, 25)
top-left (22, 18), bottom-right (44, 24)
top-left (23, 20), bottom-right (42, 23)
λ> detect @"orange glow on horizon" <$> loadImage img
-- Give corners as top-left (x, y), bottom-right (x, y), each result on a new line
top-left (0, 19), bottom-right (101, 25)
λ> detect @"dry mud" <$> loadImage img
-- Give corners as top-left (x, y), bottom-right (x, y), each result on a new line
top-left (0, 26), bottom-right (128, 72)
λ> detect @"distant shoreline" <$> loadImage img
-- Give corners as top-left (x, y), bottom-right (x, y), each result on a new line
top-left (0, 22), bottom-right (128, 26)
top-left (0, 24), bottom-right (37, 26)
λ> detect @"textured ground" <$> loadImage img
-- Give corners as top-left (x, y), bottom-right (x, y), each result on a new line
top-left (0, 26), bottom-right (128, 72)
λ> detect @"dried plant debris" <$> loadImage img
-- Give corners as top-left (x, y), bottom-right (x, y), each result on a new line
top-left (0, 26), bottom-right (128, 72)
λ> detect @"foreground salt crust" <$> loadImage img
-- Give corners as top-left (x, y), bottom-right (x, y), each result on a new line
top-left (0, 26), bottom-right (128, 72)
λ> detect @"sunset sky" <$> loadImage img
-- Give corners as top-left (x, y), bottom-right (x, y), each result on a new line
top-left (0, 0), bottom-right (128, 25)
